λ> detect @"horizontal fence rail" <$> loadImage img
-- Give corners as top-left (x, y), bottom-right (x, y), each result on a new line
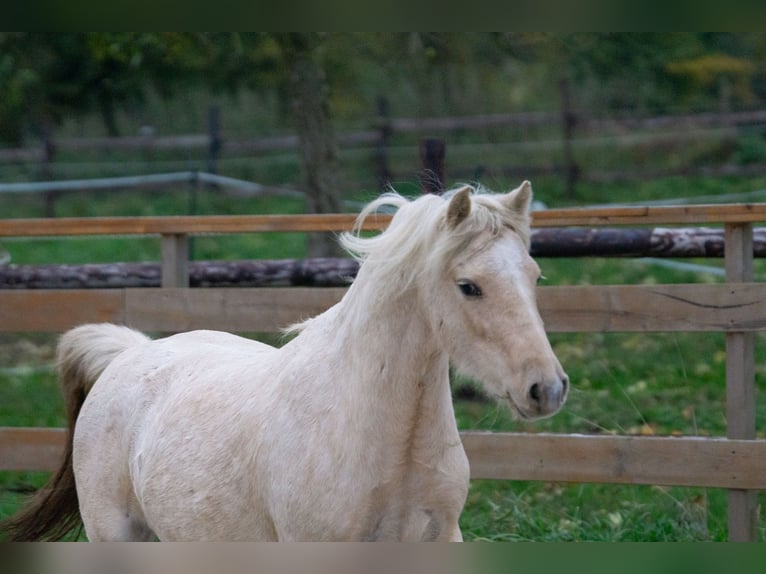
top-left (0, 202), bottom-right (764, 541)
top-left (3, 108), bottom-right (766, 160)
top-left (2, 284), bottom-right (766, 334)
top-left (4, 428), bottom-right (765, 491)
top-left (5, 107), bottom-right (766, 201)
top-left (4, 203), bottom-right (766, 238)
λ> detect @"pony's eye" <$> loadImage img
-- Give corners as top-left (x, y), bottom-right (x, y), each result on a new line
top-left (457, 280), bottom-right (482, 298)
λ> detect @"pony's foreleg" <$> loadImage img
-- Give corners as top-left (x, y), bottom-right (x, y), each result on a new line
top-left (446, 522), bottom-right (463, 542)
top-left (80, 502), bottom-right (155, 541)
top-left (76, 443), bottom-right (156, 541)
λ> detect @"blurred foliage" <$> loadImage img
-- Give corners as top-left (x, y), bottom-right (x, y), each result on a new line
top-left (667, 54), bottom-right (757, 106)
top-left (3, 33), bottom-right (766, 146)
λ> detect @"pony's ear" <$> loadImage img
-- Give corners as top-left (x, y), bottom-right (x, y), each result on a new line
top-left (503, 180), bottom-right (533, 214)
top-left (446, 187), bottom-right (472, 229)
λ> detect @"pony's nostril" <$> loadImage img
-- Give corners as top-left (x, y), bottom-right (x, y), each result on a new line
top-left (561, 375), bottom-right (569, 394)
top-left (529, 382), bottom-right (541, 404)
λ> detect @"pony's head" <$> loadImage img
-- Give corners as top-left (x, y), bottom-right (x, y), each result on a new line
top-left (343, 181), bottom-right (568, 420)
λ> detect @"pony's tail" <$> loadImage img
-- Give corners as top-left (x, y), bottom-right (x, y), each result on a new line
top-left (0, 323), bottom-right (150, 541)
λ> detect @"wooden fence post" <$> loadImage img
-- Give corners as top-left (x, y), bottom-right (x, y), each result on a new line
top-left (419, 138), bottom-right (446, 194)
top-left (207, 103), bottom-right (222, 176)
top-left (374, 96), bottom-right (392, 189)
top-left (188, 172), bottom-right (200, 261)
top-left (559, 78), bottom-right (578, 199)
top-left (724, 222), bottom-right (757, 541)
top-left (41, 125), bottom-right (57, 217)
top-left (161, 233), bottom-right (189, 288)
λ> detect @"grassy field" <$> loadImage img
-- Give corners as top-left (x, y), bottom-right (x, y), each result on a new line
top-left (1, 175), bottom-right (766, 541)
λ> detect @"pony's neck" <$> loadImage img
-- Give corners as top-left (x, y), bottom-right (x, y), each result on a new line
top-left (332, 266), bottom-right (455, 462)
top-left (337, 264), bottom-right (443, 380)
top-left (286, 263), bottom-right (459, 489)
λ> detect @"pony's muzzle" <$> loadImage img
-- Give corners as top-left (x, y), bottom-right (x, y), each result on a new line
top-left (527, 373), bottom-right (568, 417)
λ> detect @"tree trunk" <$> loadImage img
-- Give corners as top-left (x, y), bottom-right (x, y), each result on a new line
top-left (98, 92), bottom-right (121, 138)
top-left (281, 34), bottom-right (343, 257)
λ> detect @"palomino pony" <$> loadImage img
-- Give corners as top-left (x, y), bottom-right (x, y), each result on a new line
top-left (2, 182), bottom-right (568, 541)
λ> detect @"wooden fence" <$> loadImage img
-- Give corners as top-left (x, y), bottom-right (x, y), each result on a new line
top-left (4, 106), bottom-right (766, 195)
top-left (1, 203), bottom-right (766, 541)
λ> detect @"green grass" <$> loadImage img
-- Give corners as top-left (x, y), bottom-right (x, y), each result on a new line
top-left (2, 174), bottom-right (766, 541)
top-left (454, 329), bottom-right (766, 541)
top-left (462, 481), bottom-right (727, 542)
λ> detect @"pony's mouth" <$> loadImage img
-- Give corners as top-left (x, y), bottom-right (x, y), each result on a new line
top-left (494, 390), bottom-right (531, 420)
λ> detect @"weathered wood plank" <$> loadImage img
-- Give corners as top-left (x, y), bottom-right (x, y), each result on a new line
top-left (462, 432), bottom-right (766, 489)
top-left (0, 213), bottom-right (391, 237)
top-left (161, 234), bottom-right (189, 288)
top-left (5, 427), bottom-right (766, 491)
top-left (724, 222), bottom-right (757, 541)
top-left (539, 282), bottom-right (766, 333)
top-left (0, 427), bottom-right (66, 471)
top-left (0, 290), bottom-right (124, 331)
top-left (3, 203), bottom-right (766, 239)
top-left (2, 284), bottom-right (766, 333)
top-left (124, 288), bottom-right (346, 333)
top-left (533, 203), bottom-right (766, 227)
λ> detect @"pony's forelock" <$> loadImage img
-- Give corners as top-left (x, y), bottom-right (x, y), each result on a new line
top-left (340, 184), bottom-right (531, 265)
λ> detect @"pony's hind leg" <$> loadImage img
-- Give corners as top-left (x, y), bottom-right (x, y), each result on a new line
top-left (84, 518), bottom-right (155, 542)
top-left (80, 498), bottom-right (156, 541)
top-left (77, 461), bottom-right (156, 541)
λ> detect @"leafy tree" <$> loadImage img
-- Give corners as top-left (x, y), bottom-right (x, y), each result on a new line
top-left (273, 33), bottom-right (343, 256)
top-left (513, 33), bottom-right (765, 114)
top-left (0, 33), bottom-right (42, 145)
top-left (0, 33), bottom-right (204, 143)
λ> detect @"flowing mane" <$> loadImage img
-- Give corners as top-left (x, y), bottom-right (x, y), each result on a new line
top-left (340, 185), bottom-right (532, 288)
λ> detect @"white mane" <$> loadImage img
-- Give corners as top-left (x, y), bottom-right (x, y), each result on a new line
top-left (339, 185), bottom-right (532, 291)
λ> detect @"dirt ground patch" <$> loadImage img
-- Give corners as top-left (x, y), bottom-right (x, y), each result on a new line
top-left (0, 334), bottom-right (57, 368)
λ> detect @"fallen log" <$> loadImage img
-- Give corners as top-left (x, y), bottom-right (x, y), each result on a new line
top-left (0, 258), bottom-right (360, 289)
top-left (1, 227), bottom-right (764, 289)
top-left (530, 226), bottom-right (766, 258)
